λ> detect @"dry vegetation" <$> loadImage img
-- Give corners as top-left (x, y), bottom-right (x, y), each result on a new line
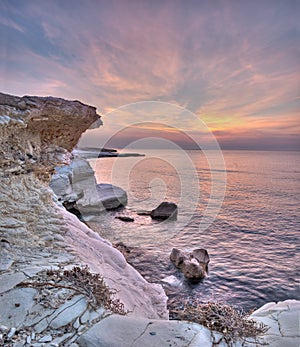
top-left (18, 265), bottom-right (126, 315)
top-left (170, 301), bottom-right (269, 346)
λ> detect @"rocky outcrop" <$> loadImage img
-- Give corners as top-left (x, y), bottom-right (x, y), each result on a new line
top-left (0, 93), bottom-right (168, 346)
top-left (151, 201), bottom-right (178, 221)
top-left (0, 92), bottom-right (100, 181)
top-left (96, 183), bottom-right (127, 210)
top-left (249, 300), bottom-right (300, 347)
top-left (50, 157), bottom-right (127, 219)
top-left (77, 300), bottom-right (300, 347)
top-left (170, 248), bottom-right (210, 281)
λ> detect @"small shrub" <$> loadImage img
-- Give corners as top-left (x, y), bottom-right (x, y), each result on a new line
top-left (171, 301), bottom-right (269, 346)
top-left (19, 265), bottom-right (126, 315)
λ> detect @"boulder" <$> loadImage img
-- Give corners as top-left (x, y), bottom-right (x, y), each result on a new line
top-left (50, 158), bottom-right (127, 218)
top-left (150, 202), bottom-right (178, 221)
top-left (170, 248), bottom-right (209, 281)
top-left (96, 183), bottom-right (127, 210)
top-left (170, 248), bottom-right (187, 267)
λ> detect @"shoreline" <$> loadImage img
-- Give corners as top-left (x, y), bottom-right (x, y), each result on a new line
top-left (0, 92), bottom-right (298, 347)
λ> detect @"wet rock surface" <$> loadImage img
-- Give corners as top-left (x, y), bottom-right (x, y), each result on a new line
top-left (170, 248), bottom-right (210, 281)
top-left (150, 202), bottom-right (178, 221)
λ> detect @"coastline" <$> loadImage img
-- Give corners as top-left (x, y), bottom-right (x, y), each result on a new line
top-left (0, 92), bottom-right (298, 347)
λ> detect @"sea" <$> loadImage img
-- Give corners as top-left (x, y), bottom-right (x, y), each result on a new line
top-left (88, 150), bottom-right (300, 312)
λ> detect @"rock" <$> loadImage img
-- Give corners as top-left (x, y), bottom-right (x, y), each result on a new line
top-left (77, 314), bottom-right (213, 347)
top-left (170, 248), bottom-right (187, 267)
top-left (170, 248), bottom-right (209, 281)
top-left (191, 248), bottom-right (210, 273)
top-left (115, 216), bottom-right (134, 222)
top-left (49, 295), bottom-right (87, 329)
top-left (96, 183), bottom-right (127, 210)
top-left (0, 272), bottom-right (27, 294)
top-left (250, 300), bottom-right (300, 346)
top-left (50, 158), bottom-right (127, 218)
top-left (7, 327), bottom-right (16, 339)
top-left (0, 92), bottom-right (100, 181)
top-left (136, 210), bottom-right (152, 216)
top-left (63, 210), bottom-right (168, 319)
top-left (0, 325), bottom-right (8, 333)
top-left (161, 275), bottom-right (182, 286)
top-left (39, 334), bottom-right (53, 342)
top-left (150, 202), bottom-right (178, 220)
top-left (181, 259), bottom-right (206, 280)
top-left (114, 242), bottom-right (132, 254)
top-left (0, 256), bottom-right (14, 271)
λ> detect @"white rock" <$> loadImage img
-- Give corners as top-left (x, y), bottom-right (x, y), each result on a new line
top-left (7, 327), bottom-right (16, 339)
top-left (161, 275), bottom-right (182, 286)
top-left (50, 158), bottom-right (127, 219)
top-left (78, 315), bottom-right (212, 347)
top-left (0, 288), bottom-right (37, 328)
top-left (0, 325), bottom-right (8, 333)
top-left (39, 334), bottom-right (53, 342)
top-left (49, 295), bottom-right (87, 329)
top-left (63, 209), bottom-right (168, 319)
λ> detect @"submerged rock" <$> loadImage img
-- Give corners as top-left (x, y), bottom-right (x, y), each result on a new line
top-left (151, 202), bottom-right (178, 221)
top-left (170, 248), bottom-right (210, 281)
top-left (115, 216), bottom-right (134, 222)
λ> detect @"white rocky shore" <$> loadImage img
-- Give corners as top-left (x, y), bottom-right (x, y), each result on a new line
top-left (50, 157), bottom-right (128, 219)
top-left (0, 92), bottom-right (299, 347)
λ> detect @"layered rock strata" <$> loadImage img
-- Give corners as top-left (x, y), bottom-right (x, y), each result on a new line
top-left (0, 92), bottom-right (100, 181)
top-left (0, 93), bottom-right (168, 346)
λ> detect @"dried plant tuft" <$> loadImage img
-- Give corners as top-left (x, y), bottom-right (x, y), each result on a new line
top-left (171, 301), bottom-right (269, 346)
top-left (19, 265), bottom-right (126, 315)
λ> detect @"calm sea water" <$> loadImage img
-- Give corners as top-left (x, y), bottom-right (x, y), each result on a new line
top-left (88, 150), bottom-right (300, 311)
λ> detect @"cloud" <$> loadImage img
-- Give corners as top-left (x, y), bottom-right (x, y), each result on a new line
top-left (1, 0), bottom-right (299, 149)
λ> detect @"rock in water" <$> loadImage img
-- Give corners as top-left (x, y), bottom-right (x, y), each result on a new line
top-left (191, 248), bottom-right (210, 273)
top-left (50, 158), bottom-right (127, 218)
top-left (150, 202), bottom-right (178, 221)
top-left (115, 216), bottom-right (134, 222)
top-left (170, 248), bottom-right (187, 267)
top-left (96, 183), bottom-right (127, 210)
top-left (170, 248), bottom-right (209, 281)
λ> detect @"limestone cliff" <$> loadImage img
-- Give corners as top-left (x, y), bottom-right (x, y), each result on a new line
top-left (0, 93), bottom-right (168, 346)
top-left (0, 92), bottom-right (100, 181)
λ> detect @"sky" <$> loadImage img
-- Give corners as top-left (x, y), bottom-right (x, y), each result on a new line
top-left (1, 0), bottom-right (299, 150)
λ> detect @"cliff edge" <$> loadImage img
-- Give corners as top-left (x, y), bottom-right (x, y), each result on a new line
top-left (0, 93), bottom-right (168, 346)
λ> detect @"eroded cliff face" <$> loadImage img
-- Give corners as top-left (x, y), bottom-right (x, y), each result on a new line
top-left (0, 92), bottom-right (100, 181)
top-left (0, 93), bottom-right (168, 346)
